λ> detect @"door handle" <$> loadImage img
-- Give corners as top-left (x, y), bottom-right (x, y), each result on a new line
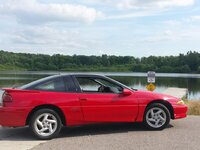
top-left (79, 98), bottom-right (87, 101)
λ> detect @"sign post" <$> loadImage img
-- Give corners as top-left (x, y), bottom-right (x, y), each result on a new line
top-left (146, 71), bottom-right (156, 91)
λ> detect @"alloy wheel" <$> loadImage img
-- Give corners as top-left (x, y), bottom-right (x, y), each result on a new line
top-left (146, 107), bottom-right (167, 128)
top-left (34, 113), bottom-right (58, 137)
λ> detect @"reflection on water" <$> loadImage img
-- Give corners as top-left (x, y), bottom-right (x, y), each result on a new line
top-left (0, 71), bottom-right (199, 100)
top-left (111, 76), bottom-right (200, 100)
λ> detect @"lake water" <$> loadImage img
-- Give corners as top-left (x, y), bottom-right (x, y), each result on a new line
top-left (0, 71), bottom-right (200, 100)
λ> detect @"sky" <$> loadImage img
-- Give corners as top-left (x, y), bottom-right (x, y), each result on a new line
top-left (0, 0), bottom-right (200, 57)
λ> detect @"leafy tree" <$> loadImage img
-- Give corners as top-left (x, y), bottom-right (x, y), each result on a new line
top-left (0, 50), bottom-right (200, 73)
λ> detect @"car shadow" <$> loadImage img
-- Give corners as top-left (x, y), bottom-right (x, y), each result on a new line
top-left (0, 126), bottom-right (36, 141)
top-left (0, 123), bottom-right (174, 141)
top-left (59, 123), bottom-right (174, 138)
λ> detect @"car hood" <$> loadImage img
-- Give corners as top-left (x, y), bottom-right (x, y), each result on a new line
top-left (134, 90), bottom-right (180, 102)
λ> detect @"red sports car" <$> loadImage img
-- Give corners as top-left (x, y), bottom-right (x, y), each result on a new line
top-left (0, 74), bottom-right (187, 139)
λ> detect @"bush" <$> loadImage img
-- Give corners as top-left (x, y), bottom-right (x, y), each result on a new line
top-left (185, 101), bottom-right (200, 115)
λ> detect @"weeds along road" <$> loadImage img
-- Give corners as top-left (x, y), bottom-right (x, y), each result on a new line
top-left (32, 116), bottom-right (200, 150)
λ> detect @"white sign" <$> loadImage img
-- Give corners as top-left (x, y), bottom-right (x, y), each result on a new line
top-left (147, 71), bottom-right (156, 83)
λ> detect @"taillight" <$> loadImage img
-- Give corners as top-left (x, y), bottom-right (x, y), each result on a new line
top-left (2, 92), bottom-right (12, 103)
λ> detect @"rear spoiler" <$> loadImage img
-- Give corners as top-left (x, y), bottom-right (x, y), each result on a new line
top-left (2, 88), bottom-right (40, 93)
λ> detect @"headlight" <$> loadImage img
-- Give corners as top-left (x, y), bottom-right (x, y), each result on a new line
top-left (177, 100), bottom-right (185, 105)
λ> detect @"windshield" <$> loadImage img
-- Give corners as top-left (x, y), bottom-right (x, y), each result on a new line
top-left (104, 76), bottom-right (135, 91)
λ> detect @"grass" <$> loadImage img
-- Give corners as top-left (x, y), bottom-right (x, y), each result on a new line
top-left (184, 100), bottom-right (200, 115)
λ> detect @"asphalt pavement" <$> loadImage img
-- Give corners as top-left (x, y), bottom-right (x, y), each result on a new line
top-left (31, 116), bottom-right (200, 150)
top-left (1, 116), bottom-right (200, 150)
top-left (0, 126), bottom-right (46, 150)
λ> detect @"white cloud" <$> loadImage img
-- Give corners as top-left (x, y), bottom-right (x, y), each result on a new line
top-left (105, 10), bottom-right (158, 20)
top-left (10, 26), bottom-right (86, 48)
top-left (191, 15), bottom-right (200, 21)
top-left (164, 20), bottom-right (181, 26)
top-left (117, 0), bottom-right (194, 10)
top-left (1, 25), bottom-right (104, 55)
top-left (0, 0), bottom-right (102, 24)
top-left (85, 0), bottom-right (194, 10)
top-left (0, 0), bottom-right (199, 57)
top-left (85, 0), bottom-right (195, 20)
top-left (0, 0), bottom-right (194, 22)
top-left (144, 27), bottom-right (200, 43)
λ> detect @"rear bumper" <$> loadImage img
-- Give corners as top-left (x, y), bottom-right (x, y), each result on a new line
top-left (173, 104), bottom-right (188, 119)
top-left (0, 107), bottom-right (30, 127)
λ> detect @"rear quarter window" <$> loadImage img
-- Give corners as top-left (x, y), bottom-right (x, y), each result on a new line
top-left (19, 75), bottom-right (78, 93)
top-left (34, 78), bottom-right (65, 92)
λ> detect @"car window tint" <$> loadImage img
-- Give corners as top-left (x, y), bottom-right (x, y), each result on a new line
top-left (19, 75), bottom-right (59, 90)
top-left (34, 78), bottom-right (65, 92)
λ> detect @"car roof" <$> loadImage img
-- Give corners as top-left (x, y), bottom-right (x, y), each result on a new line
top-left (19, 73), bottom-right (107, 90)
top-left (19, 73), bottom-right (133, 91)
top-left (59, 73), bottom-right (106, 78)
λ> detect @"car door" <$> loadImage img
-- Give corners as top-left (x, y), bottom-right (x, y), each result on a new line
top-left (74, 76), bottom-right (138, 123)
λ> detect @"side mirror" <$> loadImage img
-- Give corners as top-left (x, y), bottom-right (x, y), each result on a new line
top-left (122, 89), bottom-right (132, 95)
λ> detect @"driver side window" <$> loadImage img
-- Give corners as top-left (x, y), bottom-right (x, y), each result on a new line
top-left (76, 77), bottom-right (122, 94)
top-left (76, 78), bottom-right (100, 92)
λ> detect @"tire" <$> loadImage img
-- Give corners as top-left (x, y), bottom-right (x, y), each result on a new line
top-left (29, 109), bottom-right (62, 140)
top-left (144, 103), bottom-right (170, 130)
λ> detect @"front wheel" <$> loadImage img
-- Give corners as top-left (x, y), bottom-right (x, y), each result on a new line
top-left (144, 103), bottom-right (170, 130)
top-left (30, 109), bottom-right (62, 140)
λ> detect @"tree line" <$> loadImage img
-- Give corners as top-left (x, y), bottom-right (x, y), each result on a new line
top-left (0, 50), bottom-right (199, 73)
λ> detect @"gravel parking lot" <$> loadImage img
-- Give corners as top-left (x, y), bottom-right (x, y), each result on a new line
top-left (1, 116), bottom-right (200, 150)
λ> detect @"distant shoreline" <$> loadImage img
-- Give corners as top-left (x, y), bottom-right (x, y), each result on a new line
top-left (0, 71), bottom-right (200, 78)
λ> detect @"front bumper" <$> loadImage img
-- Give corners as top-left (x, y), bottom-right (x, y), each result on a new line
top-left (0, 107), bottom-right (29, 127)
top-left (173, 104), bottom-right (188, 119)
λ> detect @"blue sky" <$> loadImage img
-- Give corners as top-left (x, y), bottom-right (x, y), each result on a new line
top-left (0, 0), bottom-right (200, 57)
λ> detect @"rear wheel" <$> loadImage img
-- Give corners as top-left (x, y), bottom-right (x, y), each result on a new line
top-left (30, 109), bottom-right (62, 140)
top-left (144, 103), bottom-right (170, 130)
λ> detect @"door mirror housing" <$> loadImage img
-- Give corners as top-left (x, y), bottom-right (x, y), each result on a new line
top-left (122, 89), bottom-right (132, 95)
